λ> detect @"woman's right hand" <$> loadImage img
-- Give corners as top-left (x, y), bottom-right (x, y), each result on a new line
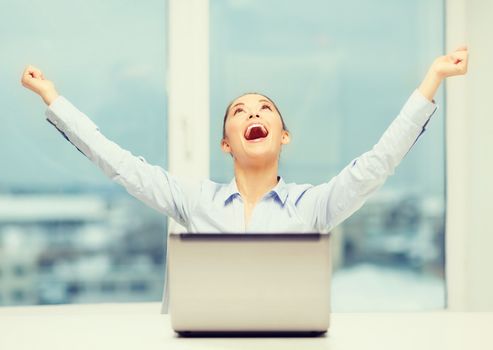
top-left (21, 65), bottom-right (59, 106)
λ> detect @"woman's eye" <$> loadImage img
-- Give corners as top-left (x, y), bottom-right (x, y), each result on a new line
top-left (233, 108), bottom-right (243, 115)
top-left (261, 104), bottom-right (272, 110)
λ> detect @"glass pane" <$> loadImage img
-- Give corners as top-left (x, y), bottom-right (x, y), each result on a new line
top-left (0, 1), bottom-right (167, 305)
top-left (210, 0), bottom-right (445, 310)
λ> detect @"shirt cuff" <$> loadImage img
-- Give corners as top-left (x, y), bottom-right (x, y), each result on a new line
top-left (44, 95), bottom-right (66, 124)
top-left (401, 88), bottom-right (439, 128)
top-left (44, 95), bottom-right (99, 134)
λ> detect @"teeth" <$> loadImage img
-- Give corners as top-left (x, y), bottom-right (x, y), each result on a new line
top-left (245, 123), bottom-right (267, 139)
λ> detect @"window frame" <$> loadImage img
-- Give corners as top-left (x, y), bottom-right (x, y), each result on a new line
top-left (444, 0), bottom-right (467, 311)
top-left (166, 0), bottom-right (210, 234)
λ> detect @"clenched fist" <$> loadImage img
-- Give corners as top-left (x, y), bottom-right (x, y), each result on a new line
top-left (418, 45), bottom-right (469, 102)
top-left (430, 46), bottom-right (469, 79)
top-left (21, 65), bottom-right (59, 105)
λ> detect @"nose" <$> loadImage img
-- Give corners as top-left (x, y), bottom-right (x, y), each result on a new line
top-left (249, 114), bottom-right (260, 119)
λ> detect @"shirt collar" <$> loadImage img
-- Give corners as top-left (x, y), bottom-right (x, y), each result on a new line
top-left (222, 175), bottom-right (289, 205)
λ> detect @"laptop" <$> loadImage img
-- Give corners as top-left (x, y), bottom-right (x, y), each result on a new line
top-left (167, 232), bottom-right (332, 336)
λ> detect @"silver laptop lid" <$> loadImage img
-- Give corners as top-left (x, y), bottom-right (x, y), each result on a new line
top-left (168, 232), bottom-right (332, 333)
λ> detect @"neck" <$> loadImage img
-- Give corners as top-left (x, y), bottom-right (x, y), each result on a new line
top-left (234, 159), bottom-right (279, 204)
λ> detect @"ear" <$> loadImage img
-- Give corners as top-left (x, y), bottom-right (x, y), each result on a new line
top-left (221, 138), bottom-right (231, 154)
top-left (281, 130), bottom-right (291, 145)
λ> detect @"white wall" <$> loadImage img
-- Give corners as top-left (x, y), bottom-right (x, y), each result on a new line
top-left (446, 0), bottom-right (493, 311)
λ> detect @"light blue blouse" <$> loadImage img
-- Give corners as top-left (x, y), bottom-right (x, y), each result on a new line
top-left (44, 88), bottom-right (438, 313)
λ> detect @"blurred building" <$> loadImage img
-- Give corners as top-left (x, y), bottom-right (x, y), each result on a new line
top-left (0, 194), bottom-right (165, 306)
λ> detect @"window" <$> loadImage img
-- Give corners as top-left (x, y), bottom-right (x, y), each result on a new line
top-left (209, 0), bottom-right (445, 310)
top-left (1, 0), bottom-right (446, 310)
top-left (0, 0), bottom-right (167, 305)
top-left (130, 281), bottom-right (149, 293)
top-left (12, 290), bottom-right (26, 302)
top-left (13, 265), bottom-right (26, 277)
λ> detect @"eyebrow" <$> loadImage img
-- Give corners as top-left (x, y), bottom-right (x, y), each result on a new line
top-left (231, 99), bottom-right (272, 110)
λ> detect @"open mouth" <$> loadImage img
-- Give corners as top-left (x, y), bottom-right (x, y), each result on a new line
top-left (244, 123), bottom-right (269, 141)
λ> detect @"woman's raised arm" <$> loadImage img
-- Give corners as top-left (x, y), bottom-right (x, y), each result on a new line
top-left (296, 46), bottom-right (468, 233)
top-left (20, 65), bottom-right (199, 227)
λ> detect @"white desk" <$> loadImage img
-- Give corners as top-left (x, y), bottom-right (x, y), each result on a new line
top-left (0, 302), bottom-right (491, 350)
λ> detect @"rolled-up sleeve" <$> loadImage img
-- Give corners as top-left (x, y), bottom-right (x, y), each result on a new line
top-left (45, 96), bottom-right (199, 226)
top-left (297, 89), bottom-right (439, 233)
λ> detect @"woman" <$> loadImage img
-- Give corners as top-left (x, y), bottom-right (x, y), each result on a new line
top-left (21, 47), bottom-right (468, 312)
top-left (20, 46), bottom-right (468, 234)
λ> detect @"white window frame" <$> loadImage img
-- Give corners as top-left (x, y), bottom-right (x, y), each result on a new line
top-left (444, 0), bottom-right (469, 311)
top-left (167, 0), bottom-right (210, 234)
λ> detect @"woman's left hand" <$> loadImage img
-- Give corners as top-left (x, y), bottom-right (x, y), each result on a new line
top-left (430, 46), bottom-right (468, 79)
top-left (418, 45), bottom-right (469, 102)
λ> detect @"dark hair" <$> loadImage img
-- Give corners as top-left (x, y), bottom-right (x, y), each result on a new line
top-left (222, 92), bottom-right (288, 139)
